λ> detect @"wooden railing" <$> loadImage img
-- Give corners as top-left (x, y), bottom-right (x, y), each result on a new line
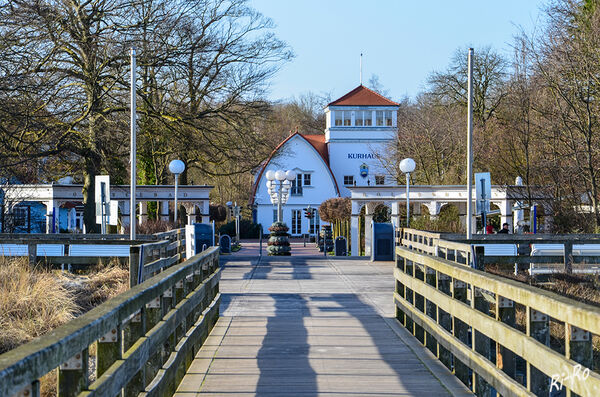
top-left (401, 228), bottom-right (600, 274)
top-left (400, 229), bottom-right (473, 266)
top-left (0, 230), bottom-right (186, 271)
top-left (0, 246), bottom-right (220, 397)
top-left (395, 243), bottom-right (600, 396)
top-left (129, 229), bottom-right (186, 287)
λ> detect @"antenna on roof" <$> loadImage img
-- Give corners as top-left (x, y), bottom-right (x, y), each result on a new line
top-left (360, 53), bottom-right (363, 85)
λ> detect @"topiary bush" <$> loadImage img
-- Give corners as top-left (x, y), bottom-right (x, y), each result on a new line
top-left (267, 221), bottom-right (291, 256)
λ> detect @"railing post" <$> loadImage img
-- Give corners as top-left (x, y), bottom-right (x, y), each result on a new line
top-left (424, 267), bottom-right (437, 354)
top-left (57, 349), bottom-right (88, 397)
top-left (565, 324), bottom-right (593, 397)
top-left (471, 287), bottom-right (491, 395)
top-left (496, 296), bottom-right (516, 379)
top-left (452, 278), bottom-right (470, 387)
top-left (527, 308), bottom-right (550, 395)
top-left (145, 295), bottom-right (162, 386)
top-left (27, 243), bottom-right (37, 266)
top-left (437, 272), bottom-right (452, 370)
top-left (129, 245), bottom-right (140, 287)
top-left (474, 245), bottom-right (485, 271)
top-left (97, 326), bottom-right (121, 378)
top-left (564, 241), bottom-right (573, 274)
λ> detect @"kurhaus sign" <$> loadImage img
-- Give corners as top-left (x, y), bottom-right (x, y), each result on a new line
top-left (347, 153), bottom-right (375, 159)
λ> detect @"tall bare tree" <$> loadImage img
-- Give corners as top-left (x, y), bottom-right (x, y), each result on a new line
top-left (0, 0), bottom-right (291, 232)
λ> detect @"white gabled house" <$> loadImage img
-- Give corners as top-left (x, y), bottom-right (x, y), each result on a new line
top-left (251, 85), bottom-right (400, 236)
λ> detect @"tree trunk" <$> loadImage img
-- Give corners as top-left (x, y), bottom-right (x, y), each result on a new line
top-left (82, 158), bottom-right (99, 233)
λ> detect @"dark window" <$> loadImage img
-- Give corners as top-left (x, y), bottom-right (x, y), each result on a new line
top-left (291, 174), bottom-right (303, 196)
top-left (344, 175), bottom-right (354, 186)
top-left (303, 173), bottom-right (311, 186)
top-left (335, 111), bottom-right (342, 126)
top-left (343, 111), bottom-right (351, 126)
top-left (385, 111), bottom-right (393, 126)
top-left (375, 175), bottom-right (385, 185)
top-left (273, 209), bottom-right (277, 223)
top-left (13, 207), bottom-right (27, 227)
top-left (376, 110), bottom-right (384, 126)
top-left (292, 209), bottom-right (302, 234)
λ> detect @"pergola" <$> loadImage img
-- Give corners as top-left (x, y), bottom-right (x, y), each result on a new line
top-left (2, 184), bottom-right (213, 233)
top-left (348, 184), bottom-right (551, 256)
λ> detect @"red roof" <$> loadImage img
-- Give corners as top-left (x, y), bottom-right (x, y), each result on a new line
top-left (249, 132), bottom-right (340, 205)
top-left (302, 134), bottom-right (329, 165)
top-left (327, 85), bottom-right (399, 107)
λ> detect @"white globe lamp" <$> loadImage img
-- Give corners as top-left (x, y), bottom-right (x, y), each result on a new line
top-left (169, 159), bottom-right (186, 225)
top-left (275, 170), bottom-right (286, 181)
top-left (399, 158), bottom-right (416, 174)
top-left (285, 170), bottom-right (297, 181)
top-left (399, 158), bottom-right (416, 227)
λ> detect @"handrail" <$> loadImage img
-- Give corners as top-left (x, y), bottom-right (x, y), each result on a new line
top-left (0, 246), bottom-right (220, 397)
top-left (130, 229), bottom-right (186, 287)
top-left (0, 228), bottom-right (186, 268)
top-left (400, 227), bottom-right (600, 272)
top-left (395, 244), bottom-right (600, 396)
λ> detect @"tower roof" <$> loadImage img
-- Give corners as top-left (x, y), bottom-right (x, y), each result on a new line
top-left (327, 85), bottom-right (399, 107)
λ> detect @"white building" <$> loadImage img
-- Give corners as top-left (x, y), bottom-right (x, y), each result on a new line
top-left (251, 85), bottom-right (399, 235)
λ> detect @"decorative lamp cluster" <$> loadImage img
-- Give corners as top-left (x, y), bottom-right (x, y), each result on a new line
top-left (265, 169), bottom-right (296, 208)
top-left (265, 169), bottom-right (297, 256)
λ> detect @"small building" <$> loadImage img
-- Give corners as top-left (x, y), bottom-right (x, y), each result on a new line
top-left (0, 183), bottom-right (212, 233)
top-left (251, 85), bottom-right (399, 235)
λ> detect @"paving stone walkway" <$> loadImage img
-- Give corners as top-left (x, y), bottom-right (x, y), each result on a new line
top-left (175, 255), bottom-right (472, 396)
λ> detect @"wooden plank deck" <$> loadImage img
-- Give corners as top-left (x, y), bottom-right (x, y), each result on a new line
top-left (175, 254), bottom-right (472, 397)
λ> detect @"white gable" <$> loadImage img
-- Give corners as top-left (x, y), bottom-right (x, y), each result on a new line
top-left (254, 134), bottom-right (338, 207)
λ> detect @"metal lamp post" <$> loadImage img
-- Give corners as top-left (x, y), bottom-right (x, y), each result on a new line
top-left (226, 201), bottom-right (241, 242)
top-left (399, 158), bottom-right (416, 228)
top-left (169, 160), bottom-right (185, 225)
top-left (265, 169), bottom-right (296, 222)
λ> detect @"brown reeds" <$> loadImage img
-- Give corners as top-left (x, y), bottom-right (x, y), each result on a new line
top-left (0, 257), bottom-right (79, 354)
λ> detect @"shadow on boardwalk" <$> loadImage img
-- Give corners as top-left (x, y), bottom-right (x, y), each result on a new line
top-left (256, 294), bottom-right (318, 396)
top-left (241, 257), bottom-right (450, 396)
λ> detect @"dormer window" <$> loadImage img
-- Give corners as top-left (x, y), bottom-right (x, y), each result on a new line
top-left (343, 111), bottom-right (351, 126)
top-left (376, 111), bottom-right (384, 126)
top-left (355, 110), bottom-right (372, 127)
top-left (335, 111), bottom-right (342, 126)
top-left (385, 111), bottom-right (393, 126)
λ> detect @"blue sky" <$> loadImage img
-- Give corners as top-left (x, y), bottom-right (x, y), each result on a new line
top-left (250, 0), bottom-right (546, 103)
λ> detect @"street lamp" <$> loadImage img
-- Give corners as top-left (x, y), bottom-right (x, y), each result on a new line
top-left (265, 169), bottom-right (296, 222)
top-left (226, 201), bottom-right (241, 242)
top-left (399, 158), bottom-right (416, 227)
top-left (169, 159), bottom-right (185, 225)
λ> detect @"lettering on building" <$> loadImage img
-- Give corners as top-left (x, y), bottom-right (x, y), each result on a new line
top-left (347, 153), bottom-right (375, 159)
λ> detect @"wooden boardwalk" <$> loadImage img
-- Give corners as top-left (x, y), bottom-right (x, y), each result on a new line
top-left (175, 254), bottom-right (471, 397)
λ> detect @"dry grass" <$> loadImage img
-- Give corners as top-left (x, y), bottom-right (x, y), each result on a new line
top-left (0, 257), bottom-right (79, 354)
top-left (0, 257), bottom-right (130, 396)
top-left (57, 261), bottom-right (129, 312)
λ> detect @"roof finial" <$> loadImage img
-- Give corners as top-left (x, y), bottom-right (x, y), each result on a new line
top-left (360, 53), bottom-right (363, 85)
top-left (295, 126), bottom-right (299, 133)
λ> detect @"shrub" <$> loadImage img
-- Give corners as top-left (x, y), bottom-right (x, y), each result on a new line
top-left (0, 257), bottom-right (79, 354)
top-left (218, 219), bottom-right (262, 238)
